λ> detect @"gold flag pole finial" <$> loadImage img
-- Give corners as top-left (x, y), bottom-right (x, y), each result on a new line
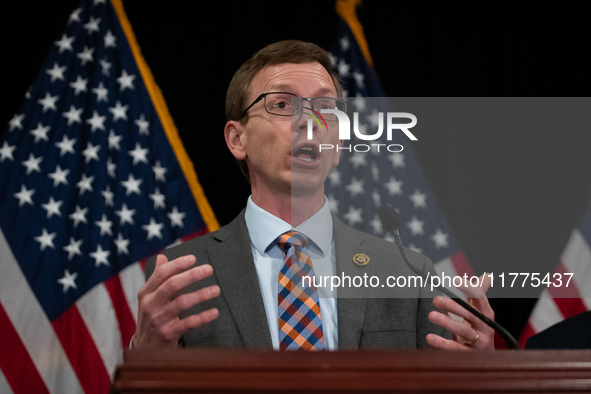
top-left (336, 0), bottom-right (373, 66)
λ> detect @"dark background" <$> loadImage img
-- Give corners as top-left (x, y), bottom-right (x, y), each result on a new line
top-left (3, 1), bottom-right (591, 340)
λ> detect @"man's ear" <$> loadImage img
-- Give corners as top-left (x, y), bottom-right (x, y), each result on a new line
top-left (333, 139), bottom-right (345, 166)
top-left (224, 120), bottom-right (246, 160)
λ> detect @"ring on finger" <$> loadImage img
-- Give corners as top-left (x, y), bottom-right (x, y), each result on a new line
top-left (468, 332), bottom-right (479, 344)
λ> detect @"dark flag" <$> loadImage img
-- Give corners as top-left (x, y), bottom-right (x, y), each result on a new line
top-left (327, 0), bottom-right (474, 297)
top-left (519, 210), bottom-right (591, 347)
top-left (0, 0), bottom-right (218, 393)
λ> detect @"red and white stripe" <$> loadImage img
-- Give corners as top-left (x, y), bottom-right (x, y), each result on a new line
top-left (519, 226), bottom-right (591, 347)
top-left (0, 227), bottom-right (83, 394)
top-left (0, 227), bottom-right (149, 394)
top-left (0, 367), bottom-right (14, 394)
top-left (0, 227), bottom-right (212, 393)
top-left (119, 262), bottom-right (145, 323)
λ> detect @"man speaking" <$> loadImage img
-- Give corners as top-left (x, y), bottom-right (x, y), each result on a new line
top-left (132, 40), bottom-right (494, 351)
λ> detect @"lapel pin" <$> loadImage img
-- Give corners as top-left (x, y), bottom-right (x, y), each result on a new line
top-left (353, 253), bottom-right (370, 266)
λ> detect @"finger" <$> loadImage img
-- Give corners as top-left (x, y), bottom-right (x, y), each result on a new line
top-left (429, 310), bottom-right (476, 343)
top-left (141, 254), bottom-right (169, 295)
top-left (155, 253), bottom-right (168, 270)
top-left (455, 273), bottom-right (491, 299)
top-left (426, 333), bottom-right (470, 351)
top-left (149, 283), bottom-right (220, 328)
top-left (154, 263), bottom-right (214, 302)
top-left (136, 283), bottom-right (219, 345)
top-left (448, 273), bottom-right (495, 322)
top-left (479, 273), bottom-right (492, 292)
top-left (465, 275), bottom-right (495, 321)
top-left (142, 254), bottom-right (197, 295)
top-left (158, 307), bottom-right (220, 343)
top-left (433, 296), bottom-right (490, 328)
top-left (174, 308), bottom-right (220, 337)
top-left (139, 259), bottom-right (211, 319)
top-left (145, 306), bottom-right (218, 344)
top-left (167, 284), bottom-right (221, 317)
top-left (468, 294), bottom-right (495, 321)
top-left (432, 297), bottom-right (495, 349)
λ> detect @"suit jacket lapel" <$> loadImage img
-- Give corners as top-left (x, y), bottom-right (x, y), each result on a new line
top-left (210, 210), bottom-right (273, 348)
top-left (207, 210), bottom-right (375, 350)
top-left (333, 214), bottom-right (377, 349)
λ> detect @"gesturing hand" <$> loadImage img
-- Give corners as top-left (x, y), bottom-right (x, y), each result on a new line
top-left (133, 254), bottom-right (220, 349)
top-left (426, 273), bottom-right (495, 350)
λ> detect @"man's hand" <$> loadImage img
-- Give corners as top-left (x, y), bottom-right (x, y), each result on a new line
top-left (133, 254), bottom-right (220, 349)
top-left (426, 273), bottom-right (495, 350)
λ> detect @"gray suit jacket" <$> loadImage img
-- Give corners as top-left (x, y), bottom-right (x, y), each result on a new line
top-left (145, 210), bottom-right (451, 349)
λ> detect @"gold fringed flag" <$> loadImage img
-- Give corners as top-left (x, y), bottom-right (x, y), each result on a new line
top-left (0, 0), bottom-right (217, 392)
top-left (327, 0), bottom-right (476, 336)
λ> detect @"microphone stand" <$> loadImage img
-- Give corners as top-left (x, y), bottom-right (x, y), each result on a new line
top-left (379, 206), bottom-right (520, 349)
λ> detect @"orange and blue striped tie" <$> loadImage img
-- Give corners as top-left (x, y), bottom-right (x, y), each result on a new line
top-left (277, 231), bottom-right (324, 350)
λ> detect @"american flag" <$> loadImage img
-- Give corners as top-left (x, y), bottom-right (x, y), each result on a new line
top-left (327, 20), bottom-right (474, 287)
top-left (0, 0), bottom-right (217, 393)
top-left (518, 209), bottom-right (591, 347)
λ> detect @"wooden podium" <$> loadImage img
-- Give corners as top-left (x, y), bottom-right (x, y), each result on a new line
top-left (112, 349), bottom-right (591, 393)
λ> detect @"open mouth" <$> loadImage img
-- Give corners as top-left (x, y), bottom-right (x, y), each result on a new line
top-left (292, 144), bottom-right (319, 162)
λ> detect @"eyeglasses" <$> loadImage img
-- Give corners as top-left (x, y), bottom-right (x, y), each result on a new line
top-left (240, 92), bottom-right (347, 121)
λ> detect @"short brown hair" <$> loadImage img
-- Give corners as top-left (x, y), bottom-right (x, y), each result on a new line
top-left (225, 40), bottom-right (343, 182)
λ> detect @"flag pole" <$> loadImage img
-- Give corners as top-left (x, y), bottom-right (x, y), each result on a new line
top-left (336, 0), bottom-right (373, 67)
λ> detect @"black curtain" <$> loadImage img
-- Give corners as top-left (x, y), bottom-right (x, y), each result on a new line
top-left (3, 1), bottom-right (591, 339)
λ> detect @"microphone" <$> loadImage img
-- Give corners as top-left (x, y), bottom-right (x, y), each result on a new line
top-left (378, 205), bottom-right (520, 349)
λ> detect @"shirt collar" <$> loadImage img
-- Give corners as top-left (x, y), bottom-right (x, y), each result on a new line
top-left (244, 196), bottom-right (333, 256)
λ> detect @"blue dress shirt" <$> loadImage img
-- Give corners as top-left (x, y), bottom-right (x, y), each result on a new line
top-left (244, 196), bottom-right (338, 350)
